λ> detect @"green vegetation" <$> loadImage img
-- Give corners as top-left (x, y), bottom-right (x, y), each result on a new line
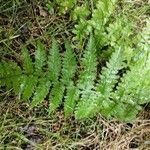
top-left (0, 0), bottom-right (150, 149)
top-left (1, 5), bottom-right (149, 122)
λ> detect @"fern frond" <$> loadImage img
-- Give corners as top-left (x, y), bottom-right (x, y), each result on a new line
top-left (71, 3), bottom-right (90, 21)
top-left (0, 63), bottom-right (4, 87)
top-left (138, 83), bottom-right (150, 104)
top-left (34, 41), bottom-right (46, 75)
top-left (21, 47), bottom-right (33, 74)
top-left (61, 41), bottom-right (77, 85)
top-left (77, 35), bottom-right (97, 93)
top-left (47, 39), bottom-right (61, 82)
top-left (75, 35), bottom-right (97, 119)
top-left (31, 78), bottom-right (51, 107)
top-left (107, 16), bottom-right (133, 48)
top-left (113, 19), bottom-right (150, 108)
top-left (49, 83), bottom-right (65, 114)
top-left (0, 61), bottom-right (10, 88)
top-left (97, 47), bottom-right (123, 98)
top-left (112, 102), bottom-right (141, 122)
top-left (109, 26), bottom-right (150, 122)
top-left (75, 92), bottom-right (98, 119)
top-left (139, 19), bottom-right (150, 49)
top-left (64, 84), bottom-right (77, 117)
top-left (92, 47), bottom-right (124, 117)
top-left (72, 19), bottom-right (89, 44)
top-left (61, 41), bottom-right (77, 117)
top-left (0, 61), bottom-right (22, 95)
top-left (20, 75), bottom-right (38, 100)
top-left (89, 0), bottom-right (117, 30)
top-left (114, 55), bottom-right (150, 104)
top-left (138, 53), bottom-right (150, 104)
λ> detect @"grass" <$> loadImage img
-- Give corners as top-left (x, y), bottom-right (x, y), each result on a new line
top-left (0, 0), bottom-right (150, 149)
top-left (0, 98), bottom-right (150, 149)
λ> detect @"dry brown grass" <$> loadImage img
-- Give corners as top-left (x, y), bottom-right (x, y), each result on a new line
top-left (66, 114), bottom-right (150, 150)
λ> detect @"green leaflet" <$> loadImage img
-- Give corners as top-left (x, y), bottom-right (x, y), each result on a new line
top-left (20, 75), bottom-right (38, 100)
top-left (56, 0), bottom-right (77, 14)
top-left (22, 47), bottom-right (33, 74)
top-left (75, 47), bottom-right (124, 120)
top-left (75, 100), bottom-right (95, 119)
top-left (112, 103), bottom-right (141, 122)
top-left (49, 83), bottom-right (65, 114)
top-left (48, 40), bottom-right (76, 116)
top-left (0, 61), bottom-right (12, 89)
top-left (61, 41), bottom-right (77, 85)
top-left (61, 41), bottom-right (77, 117)
top-left (97, 48), bottom-right (123, 96)
top-left (34, 41), bottom-right (46, 75)
top-left (114, 55), bottom-right (150, 104)
top-left (64, 84), bottom-right (77, 117)
top-left (0, 61), bottom-right (22, 95)
top-left (77, 35), bottom-right (97, 92)
top-left (107, 16), bottom-right (133, 47)
top-left (138, 70), bottom-right (150, 104)
top-left (114, 19), bottom-right (150, 106)
top-left (31, 78), bottom-right (51, 107)
top-left (96, 47), bottom-right (124, 117)
top-left (47, 39), bottom-right (61, 82)
top-left (75, 92), bottom-right (98, 119)
top-left (75, 35), bottom-right (97, 119)
top-left (71, 3), bottom-right (90, 21)
top-left (72, 19), bottom-right (89, 43)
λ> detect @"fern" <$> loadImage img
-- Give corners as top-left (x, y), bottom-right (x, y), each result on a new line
top-left (72, 19), bottom-right (89, 45)
top-left (20, 47), bottom-right (37, 100)
top-left (138, 53), bottom-right (150, 104)
top-left (61, 41), bottom-right (77, 117)
top-left (75, 92), bottom-right (98, 119)
top-left (64, 84), bottom-right (77, 117)
top-left (114, 19), bottom-right (150, 106)
top-left (31, 78), bottom-right (51, 107)
top-left (22, 41), bottom-right (47, 104)
top-left (20, 75), bottom-right (38, 101)
top-left (110, 19), bottom-right (150, 121)
top-left (48, 40), bottom-right (77, 116)
top-left (75, 35), bottom-right (97, 118)
top-left (47, 39), bottom-right (63, 114)
top-left (0, 41), bottom-right (49, 104)
top-left (22, 46), bottom-right (33, 74)
top-left (0, 61), bottom-right (22, 95)
top-left (97, 48), bottom-right (123, 96)
top-left (61, 41), bottom-right (77, 85)
top-left (49, 82), bottom-right (65, 114)
top-left (89, 0), bottom-right (116, 30)
top-left (0, 18), bottom-right (149, 122)
top-left (75, 47), bottom-right (124, 119)
top-left (47, 39), bottom-right (61, 82)
top-left (56, 0), bottom-right (77, 14)
top-left (110, 102), bottom-right (141, 121)
top-left (73, 0), bottom-right (117, 44)
top-left (76, 35), bottom-right (97, 93)
top-left (96, 47), bottom-right (124, 117)
top-left (34, 41), bottom-right (46, 75)
top-left (106, 16), bottom-right (133, 47)
top-left (71, 3), bottom-right (90, 21)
